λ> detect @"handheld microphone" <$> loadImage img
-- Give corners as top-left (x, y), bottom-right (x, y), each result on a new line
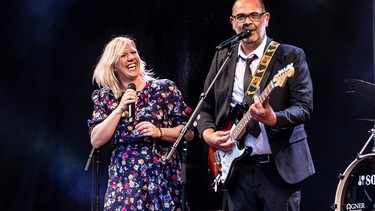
top-left (215, 29), bottom-right (252, 50)
top-left (127, 83), bottom-right (136, 123)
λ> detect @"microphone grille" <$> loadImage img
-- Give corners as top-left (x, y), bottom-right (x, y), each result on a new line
top-left (243, 29), bottom-right (252, 37)
top-left (127, 83), bottom-right (136, 90)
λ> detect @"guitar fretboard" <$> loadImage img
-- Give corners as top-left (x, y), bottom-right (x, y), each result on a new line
top-left (231, 64), bottom-right (294, 140)
top-left (232, 81), bottom-right (275, 140)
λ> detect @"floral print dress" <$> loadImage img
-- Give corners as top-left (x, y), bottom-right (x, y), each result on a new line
top-left (88, 79), bottom-right (192, 211)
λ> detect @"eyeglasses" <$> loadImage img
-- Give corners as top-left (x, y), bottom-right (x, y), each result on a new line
top-left (232, 12), bottom-right (267, 23)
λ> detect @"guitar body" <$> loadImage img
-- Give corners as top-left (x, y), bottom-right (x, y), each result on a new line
top-left (208, 140), bottom-right (253, 190)
top-left (208, 104), bottom-right (253, 190)
top-left (206, 64), bottom-right (295, 191)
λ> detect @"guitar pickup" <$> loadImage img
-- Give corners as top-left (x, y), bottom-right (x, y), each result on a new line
top-left (214, 151), bottom-right (222, 163)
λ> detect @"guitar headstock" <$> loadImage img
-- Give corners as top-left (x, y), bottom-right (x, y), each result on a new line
top-left (273, 63), bottom-right (295, 87)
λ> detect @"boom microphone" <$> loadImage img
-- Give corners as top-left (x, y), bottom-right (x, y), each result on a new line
top-left (215, 29), bottom-right (252, 50)
top-left (127, 83), bottom-right (136, 123)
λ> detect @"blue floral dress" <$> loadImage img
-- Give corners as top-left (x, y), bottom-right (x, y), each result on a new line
top-left (88, 79), bottom-right (192, 211)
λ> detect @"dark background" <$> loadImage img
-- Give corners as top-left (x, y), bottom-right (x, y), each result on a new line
top-left (1, 0), bottom-right (375, 210)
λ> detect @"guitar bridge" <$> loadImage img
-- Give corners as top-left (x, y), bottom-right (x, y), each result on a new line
top-left (212, 174), bottom-right (222, 192)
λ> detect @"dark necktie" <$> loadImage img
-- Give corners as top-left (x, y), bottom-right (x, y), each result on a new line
top-left (243, 55), bottom-right (257, 92)
top-left (248, 115), bottom-right (261, 138)
top-left (242, 55), bottom-right (261, 138)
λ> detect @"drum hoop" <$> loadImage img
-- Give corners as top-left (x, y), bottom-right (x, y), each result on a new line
top-left (333, 153), bottom-right (375, 210)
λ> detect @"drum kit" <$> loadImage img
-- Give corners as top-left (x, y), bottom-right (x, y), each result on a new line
top-left (333, 79), bottom-right (375, 211)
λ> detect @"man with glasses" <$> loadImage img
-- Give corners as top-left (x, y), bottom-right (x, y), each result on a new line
top-left (196, 0), bottom-right (315, 210)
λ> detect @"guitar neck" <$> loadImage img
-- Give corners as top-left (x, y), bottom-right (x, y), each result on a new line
top-left (232, 81), bottom-right (275, 140)
top-left (259, 81), bottom-right (275, 104)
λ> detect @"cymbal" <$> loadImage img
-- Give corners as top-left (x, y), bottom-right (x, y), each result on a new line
top-left (357, 118), bottom-right (375, 122)
top-left (345, 78), bottom-right (375, 103)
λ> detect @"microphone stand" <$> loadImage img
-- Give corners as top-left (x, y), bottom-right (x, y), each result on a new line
top-left (84, 147), bottom-right (100, 211)
top-left (181, 140), bottom-right (189, 211)
top-left (166, 44), bottom-right (237, 211)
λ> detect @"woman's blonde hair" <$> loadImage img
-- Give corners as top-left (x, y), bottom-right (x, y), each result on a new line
top-left (92, 36), bottom-right (155, 98)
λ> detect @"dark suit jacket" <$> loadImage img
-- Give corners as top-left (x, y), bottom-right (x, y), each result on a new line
top-left (196, 37), bottom-right (315, 184)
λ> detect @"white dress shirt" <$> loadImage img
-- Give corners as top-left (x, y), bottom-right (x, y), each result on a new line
top-left (231, 38), bottom-right (272, 155)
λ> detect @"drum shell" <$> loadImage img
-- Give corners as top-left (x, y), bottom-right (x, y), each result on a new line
top-left (334, 153), bottom-right (375, 211)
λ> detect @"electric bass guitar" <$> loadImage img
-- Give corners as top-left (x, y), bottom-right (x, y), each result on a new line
top-left (208, 63), bottom-right (295, 191)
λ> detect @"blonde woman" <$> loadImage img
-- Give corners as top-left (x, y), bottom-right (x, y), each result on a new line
top-left (88, 36), bottom-right (194, 211)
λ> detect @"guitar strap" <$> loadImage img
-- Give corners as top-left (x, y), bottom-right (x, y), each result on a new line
top-left (242, 41), bottom-right (280, 108)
